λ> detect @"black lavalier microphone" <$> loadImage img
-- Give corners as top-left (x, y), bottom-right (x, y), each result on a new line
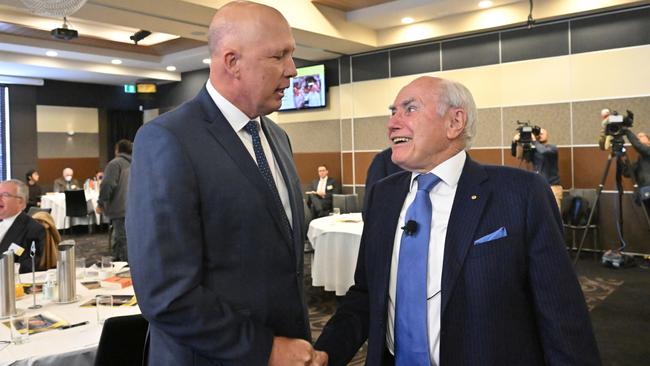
top-left (401, 220), bottom-right (418, 236)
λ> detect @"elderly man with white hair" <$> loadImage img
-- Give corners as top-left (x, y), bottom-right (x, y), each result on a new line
top-left (53, 167), bottom-right (80, 192)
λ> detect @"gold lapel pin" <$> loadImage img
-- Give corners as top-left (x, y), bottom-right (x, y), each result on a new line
top-left (471, 195), bottom-right (478, 200)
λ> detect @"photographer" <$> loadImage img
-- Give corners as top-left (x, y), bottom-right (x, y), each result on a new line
top-left (624, 128), bottom-right (650, 213)
top-left (512, 128), bottom-right (562, 210)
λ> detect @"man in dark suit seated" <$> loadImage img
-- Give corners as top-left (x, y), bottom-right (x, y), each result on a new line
top-left (127, 1), bottom-right (326, 365)
top-left (315, 76), bottom-right (600, 365)
top-left (306, 164), bottom-right (340, 218)
top-left (0, 180), bottom-right (44, 273)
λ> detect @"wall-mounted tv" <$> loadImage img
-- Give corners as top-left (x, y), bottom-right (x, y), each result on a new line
top-left (279, 64), bottom-right (326, 111)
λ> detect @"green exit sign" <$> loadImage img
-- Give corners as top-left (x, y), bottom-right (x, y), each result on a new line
top-left (124, 84), bottom-right (136, 93)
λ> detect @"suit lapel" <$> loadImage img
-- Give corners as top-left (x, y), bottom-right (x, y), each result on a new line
top-left (441, 158), bottom-right (489, 315)
top-left (0, 213), bottom-right (27, 252)
top-left (197, 88), bottom-right (293, 250)
top-left (372, 173), bottom-right (411, 311)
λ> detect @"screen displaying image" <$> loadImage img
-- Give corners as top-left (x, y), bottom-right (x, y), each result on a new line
top-left (279, 64), bottom-right (326, 111)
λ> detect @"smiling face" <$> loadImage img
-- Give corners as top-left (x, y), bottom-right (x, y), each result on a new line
top-left (388, 77), bottom-right (467, 173)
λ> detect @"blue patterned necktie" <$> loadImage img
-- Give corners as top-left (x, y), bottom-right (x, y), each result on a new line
top-left (244, 120), bottom-right (292, 237)
top-left (395, 173), bottom-right (441, 366)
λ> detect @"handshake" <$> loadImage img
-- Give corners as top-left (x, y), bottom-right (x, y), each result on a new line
top-left (269, 336), bottom-right (328, 366)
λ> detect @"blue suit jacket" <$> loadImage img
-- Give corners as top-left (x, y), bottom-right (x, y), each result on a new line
top-left (315, 156), bottom-right (600, 365)
top-left (126, 87), bottom-right (310, 365)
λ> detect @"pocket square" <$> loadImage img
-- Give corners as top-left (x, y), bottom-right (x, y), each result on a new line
top-left (474, 227), bottom-right (508, 245)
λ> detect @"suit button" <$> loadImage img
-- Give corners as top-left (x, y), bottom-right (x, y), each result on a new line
top-left (296, 271), bottom-right (302, 278)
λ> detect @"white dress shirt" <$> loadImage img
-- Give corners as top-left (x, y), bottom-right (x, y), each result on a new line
top-left (0, 212), bottom-right (20, 244)
top-left (316, 177), bottom-right (328, 195)
top-left (386, 150), bottom-right (466, 365)
top-left (206, 81), bottom-right (293, 226)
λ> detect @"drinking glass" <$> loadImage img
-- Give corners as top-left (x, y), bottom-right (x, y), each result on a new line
top-left (9, 314), bottom-right (29, 344)
top-left (100, 256), bottom-right (113, 279)
top-left (75, 257), bottom-right (86, 279)
top-left (332, 208), bottom-right (341, 215)
top-left (96, 295), bottom-right (113, 325)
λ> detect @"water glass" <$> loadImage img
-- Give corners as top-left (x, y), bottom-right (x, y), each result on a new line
top-left (96, 295), bottom-right (113, 325)
top-left (100, 256), bottom-right (113, 279)
top-left (332, 207), bottom-right (341, 215)
top-left (9, 314), bottom-right (29, 344)
top-left (75, 257), bottom-right (86, 279)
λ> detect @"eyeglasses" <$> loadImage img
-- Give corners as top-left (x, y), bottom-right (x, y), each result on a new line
top-left (0, 192), bottom-right (22, 200)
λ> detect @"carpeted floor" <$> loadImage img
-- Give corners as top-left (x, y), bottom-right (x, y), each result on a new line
top-left (66, 232), bottom-right (650, 365)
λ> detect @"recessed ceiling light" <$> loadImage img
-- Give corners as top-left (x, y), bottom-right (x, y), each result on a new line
top-left (401, 17), bottom-right (414, 24)
top-left (478, 0), bottom-right (493, 8)
top-left (166, 66), bottom-right (176, 71)
top-left (45, 50), bottom-right (58, 57)
top-left (202, 58), bottom-right (210, 64)
top-left (111, 59), bottom-right (122, 65)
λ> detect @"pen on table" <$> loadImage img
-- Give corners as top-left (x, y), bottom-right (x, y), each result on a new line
top-left (59, 321), bottom-right (89, 330)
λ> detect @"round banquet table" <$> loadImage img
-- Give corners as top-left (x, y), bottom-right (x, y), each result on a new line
top-left (0, 267), bottom-right (139, 366)
top-left (307, 213), bottom-right (363, 296)
top-left (39, 191), bottom-right (103, 229)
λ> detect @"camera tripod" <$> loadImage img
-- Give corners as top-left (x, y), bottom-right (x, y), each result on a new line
top-left (573, 136), bottom-right (650, 266)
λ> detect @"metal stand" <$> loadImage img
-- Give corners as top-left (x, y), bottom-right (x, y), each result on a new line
top-left (28, 241), bottom-right (41, 309)
top-left (574, 137), bottom-right (635, 266)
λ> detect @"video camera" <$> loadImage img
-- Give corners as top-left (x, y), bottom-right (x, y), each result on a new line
top-left (513, 120), bottom-right (542, 162)
top-left (516, 120), bottom-right (541, 145)
top-left (604, 110), bottom-right (634, 137)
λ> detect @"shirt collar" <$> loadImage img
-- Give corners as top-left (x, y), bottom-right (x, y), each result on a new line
top-left (408, 150), bottom-right (466, 192)
top-left (205, 80), bottom-right (259, 133)
top-left (1, 212), bottom-right (20, 225)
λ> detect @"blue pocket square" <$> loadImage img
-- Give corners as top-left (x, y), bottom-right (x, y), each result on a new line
top-left (474, 227), bottom-right (508, 245)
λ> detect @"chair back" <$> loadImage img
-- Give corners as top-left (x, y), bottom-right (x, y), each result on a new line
top-left (64, 190), bottom-right (89, 217)
top-left (333, 193), bottom-right (359, 213)
top-left (27, 207), bottom-right (52, 216)
top-left (31, 211), bottom-right (60, 270)
top-left (95, 314), bottom-right (149, 366)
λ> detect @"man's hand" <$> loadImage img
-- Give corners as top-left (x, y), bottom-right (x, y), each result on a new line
top-left (313, 350), bottom-right (328, 365)
top-left (268, 337), bottom-right (317, 366)
top-left (95, 206), bottom-right (103, 214)
top-left (513, 133), bottom-right (520, 142)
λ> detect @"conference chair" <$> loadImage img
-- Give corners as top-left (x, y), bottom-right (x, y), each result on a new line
top-left (562, 188), bottom-right (599, 258)
top-left (94, 314), bottom-right (149, 366)
top-left (332, 193), bottom-right (359, 214)
top-left (64, 190), bottom-right (94, 234)
top-left (27, 207), bottom-right (52, 216)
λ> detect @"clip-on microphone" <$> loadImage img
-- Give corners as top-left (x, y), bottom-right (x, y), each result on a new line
top-left (401, 220), bottom-right (418, 236)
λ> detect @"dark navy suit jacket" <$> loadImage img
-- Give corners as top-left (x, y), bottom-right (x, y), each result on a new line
top-left (0, 212), bottom-right (44, 273)
top-left (127, 87), bottom-right (310, 365)
top-left (316, 156), bottom-right (600, 365)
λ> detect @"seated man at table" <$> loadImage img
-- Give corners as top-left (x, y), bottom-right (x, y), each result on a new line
top-left (0, 179), bottom-right (44, 273)
top-left (306, 164), bottom-right (340, 218)
top-left (53, 167), bottom-right (80, 192)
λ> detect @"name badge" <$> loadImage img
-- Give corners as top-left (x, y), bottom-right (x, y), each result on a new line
top-left (8, 243), bottom-right (24, 256)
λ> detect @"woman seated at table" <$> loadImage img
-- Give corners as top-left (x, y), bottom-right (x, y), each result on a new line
top-left (26, 169), bottom-right (43, 211)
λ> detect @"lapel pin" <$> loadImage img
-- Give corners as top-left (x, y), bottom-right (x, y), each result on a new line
top-left (471, 194), bottom-right (478, 200)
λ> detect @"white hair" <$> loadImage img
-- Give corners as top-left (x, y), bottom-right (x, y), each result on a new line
top-left (436, 79), bottom-right (477, 149)
top-left (4, 179), bottom-right (28, 201)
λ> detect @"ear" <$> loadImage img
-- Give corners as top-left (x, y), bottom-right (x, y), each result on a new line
top-left (222, 48), bottom-right (241, 78)
top-left (447, 107), bottom-right (467, 139)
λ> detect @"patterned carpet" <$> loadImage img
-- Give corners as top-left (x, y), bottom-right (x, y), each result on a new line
top-left (68, 233), bottom-right (623, 365)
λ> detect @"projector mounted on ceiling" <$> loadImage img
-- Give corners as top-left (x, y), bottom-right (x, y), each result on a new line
top-left (51, 16), bottom-right (78, 40)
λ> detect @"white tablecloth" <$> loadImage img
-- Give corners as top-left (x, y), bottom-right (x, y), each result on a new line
top-left (40, 191), bottom-right (103, 229)
top-left (307, 213), bottom-right (364, 296)
top-left (0, 269), bottom-right (140, 366)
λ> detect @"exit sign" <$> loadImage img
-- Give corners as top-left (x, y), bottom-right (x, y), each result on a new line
top-left (124, 84), bottom-right (136, 93)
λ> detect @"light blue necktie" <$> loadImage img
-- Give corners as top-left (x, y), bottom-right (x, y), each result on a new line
top-left (395, 173), bottom-right (441, 365)
top-left (244, 120), bottom-right (292, 238)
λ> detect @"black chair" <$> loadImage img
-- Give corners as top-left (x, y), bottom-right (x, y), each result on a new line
top-left (64, 190), bottom-right (94, 233)
top-left (562, 188), bottom-right (599, 258)
top-left (27, 206), bottom-right (52, 216)
top-left (94, 314), bottom-right (149, 366)
top-left (333, 193), bottom-right (359, 214)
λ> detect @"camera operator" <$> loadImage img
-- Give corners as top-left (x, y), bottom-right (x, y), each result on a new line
top-left (624, 128), bottom-right (650, 214)
top-left (512, 128), bottom-right (562, 210)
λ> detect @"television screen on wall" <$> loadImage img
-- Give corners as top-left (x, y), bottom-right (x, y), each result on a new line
top-left (279, 64), bottom-right (326, 111)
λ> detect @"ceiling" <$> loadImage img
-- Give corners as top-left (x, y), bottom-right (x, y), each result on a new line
top-left (0, 0), bottom-right (646, 86)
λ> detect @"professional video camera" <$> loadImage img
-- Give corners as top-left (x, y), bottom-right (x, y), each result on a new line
top-left (516, 120), bottom-right (541, 144)
top-left (513, 120), bottom-right (541, 162)
top-left (604, 110), bottom-right (634, 137)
